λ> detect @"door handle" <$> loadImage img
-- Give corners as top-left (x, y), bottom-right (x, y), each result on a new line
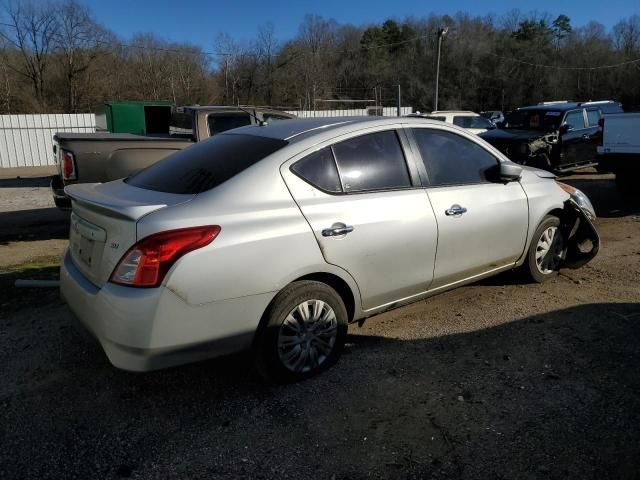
top-left (445, 205), bottom-right (467, 216)
top-left (582, 134), bottom-right (591, 139)
top-left (322, 225), bottom-right (354, 237)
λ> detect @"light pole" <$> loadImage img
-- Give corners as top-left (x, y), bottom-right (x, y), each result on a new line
top-left (434, 27), bottom-right (448, 112)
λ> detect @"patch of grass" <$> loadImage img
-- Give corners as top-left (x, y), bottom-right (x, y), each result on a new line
top-left (1, 256), bottom-right (61, 278)
top-left (0, 257), bottom-right (63, 317)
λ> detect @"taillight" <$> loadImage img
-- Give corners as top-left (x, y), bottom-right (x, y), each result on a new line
top-left (109, 226), bottom-right (221, 288)
top-left (60, 149), bottom-right (76, 180)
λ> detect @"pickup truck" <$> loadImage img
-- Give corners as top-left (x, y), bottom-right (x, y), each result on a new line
top-left (480, 100), bottom-right (623, 173)
top-left (597, 112), bottom-right (640, 203)
top-left (51, 106), bottom-right (295, 208)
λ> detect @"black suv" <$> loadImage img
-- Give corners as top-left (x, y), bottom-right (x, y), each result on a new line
top-left (479, 100), bottom-right (623, 172)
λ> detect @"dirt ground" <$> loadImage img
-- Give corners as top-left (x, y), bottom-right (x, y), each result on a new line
top-left (0, 172), bottom-right (639, 480)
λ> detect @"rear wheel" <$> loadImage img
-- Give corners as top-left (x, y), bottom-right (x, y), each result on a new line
top-left (525, 216), bottom-right (566, 283)
top-left (255, 281), bottom-right (348, 383)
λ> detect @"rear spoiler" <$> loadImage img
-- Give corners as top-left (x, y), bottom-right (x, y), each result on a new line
top-left (65, 181), bottom-right (192, 221)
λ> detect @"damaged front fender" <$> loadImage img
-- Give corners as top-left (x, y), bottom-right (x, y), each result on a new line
top-left (561, 198), bottom-right (600, 269)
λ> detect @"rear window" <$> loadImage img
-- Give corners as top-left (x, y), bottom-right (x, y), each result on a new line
top-left (453, 116), bottom-right (494, 129)
top-left (126, 133), bottom-right (288, 194)
top-left (208, 113), bottom-right (252, 136)
top-left (170, 111), bottom-right (193, 135)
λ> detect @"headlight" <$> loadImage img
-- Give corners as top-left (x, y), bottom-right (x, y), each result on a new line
top-left (557, 182), bottom-right (596, 220)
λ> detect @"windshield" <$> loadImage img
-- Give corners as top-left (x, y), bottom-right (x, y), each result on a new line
top-left (453, 116), bottom-right (494, 129)
top-left (126, 133), bottom-right (288, 194)
top-left (504, 110), bottom-right (562, 131)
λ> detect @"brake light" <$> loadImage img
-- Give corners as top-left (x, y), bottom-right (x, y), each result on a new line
top-left (60, 149), bottom-right (76, 180)
top-left (110, 226), bottom-right (221, 288)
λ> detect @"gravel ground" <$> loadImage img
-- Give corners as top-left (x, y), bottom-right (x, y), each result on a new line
top-left (0, 172), bottom-right (639, 479)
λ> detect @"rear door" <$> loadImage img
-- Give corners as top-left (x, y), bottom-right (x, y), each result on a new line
top-left (584, 108), bottom-right (603, 161)
top-left (282, 127), bottom-right (438, 311)
top-left (560, 109), bottom-right (588, 167)
top-left (407, 126), bottom-right (528, 288)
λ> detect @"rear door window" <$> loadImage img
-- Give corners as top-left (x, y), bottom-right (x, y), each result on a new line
top-left (126, 133), bottom-right (288, 194)
top-left (411, 128), bottom-right (499, 186)
top-left (207, 113), bottom-right (252, 136)
top-left (332, 130), bottom-right (411, 193)
top-left (291, 147), bottom-right (342, 193)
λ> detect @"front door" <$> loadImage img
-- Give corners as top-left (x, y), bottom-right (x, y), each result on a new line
top-left (282, 128), bottom-right (438, 311)
top-left (408, 126), bottom-right (529, 288)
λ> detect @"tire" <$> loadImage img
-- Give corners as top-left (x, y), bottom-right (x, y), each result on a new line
top-left (255, 280), bottom-right (348, 383)
top-left (524, 215), bottom-right (566, 283)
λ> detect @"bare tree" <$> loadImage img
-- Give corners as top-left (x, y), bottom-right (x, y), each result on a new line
top-left (0, 0), bottom-right (58, 110)
top-left (56, 0), bottom-right (108, 111)
top-left (257, 22), bottom-right (277, 104)
top-left (612, 15), bottom-right (640, 54)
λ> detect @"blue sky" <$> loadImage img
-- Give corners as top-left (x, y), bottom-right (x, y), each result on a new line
top-left (82, 0), bottom-right (638, 49)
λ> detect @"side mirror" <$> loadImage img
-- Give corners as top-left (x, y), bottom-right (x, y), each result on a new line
top-left (500, 162), bottom-right (522, 182)
top-left (559, 124), bottom-right (570, 134)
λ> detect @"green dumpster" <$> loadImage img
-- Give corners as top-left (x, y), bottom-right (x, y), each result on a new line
top-left (95, 100), bottom-right (173, 135)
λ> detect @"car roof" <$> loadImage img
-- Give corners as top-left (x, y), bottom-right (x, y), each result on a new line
top-left (225, 116), bottom-right (420, 142)
top-left (430, 110), bottom-right (478, 115)
top-left (517, 101), bottom-right (620, 113)
top-left (182, 105), bottom-right (290, 113)
top-left (517, 102), bottom-right (582, 112)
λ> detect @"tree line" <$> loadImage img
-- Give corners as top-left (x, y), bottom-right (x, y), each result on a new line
top-left (1, 0), bottom-right (639, 115)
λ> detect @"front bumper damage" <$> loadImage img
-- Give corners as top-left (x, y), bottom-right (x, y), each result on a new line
top-left (561, 198), bottom-right (600, 269)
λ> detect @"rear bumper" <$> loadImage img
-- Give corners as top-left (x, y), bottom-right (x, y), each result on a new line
top-left (50, 175), bottom-right (71, 209)
top-left (60, 249), bottom-right (273, 371)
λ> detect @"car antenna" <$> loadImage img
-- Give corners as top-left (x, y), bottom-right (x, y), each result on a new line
top-left (235, 104), bottom-right (267, 126)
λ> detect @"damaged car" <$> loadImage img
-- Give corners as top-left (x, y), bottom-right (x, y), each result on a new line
top-left (480, 100), bottom-right (623, 173)
top-left (60, 116), bottom-right (599, 382)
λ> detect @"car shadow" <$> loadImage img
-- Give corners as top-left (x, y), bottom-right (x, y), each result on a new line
top-left (0, 176), bottom-right (52, 189)
top-left (0, 207), bottom-right (70, 244)
top-left (2, 301), bottom-right (639, 479)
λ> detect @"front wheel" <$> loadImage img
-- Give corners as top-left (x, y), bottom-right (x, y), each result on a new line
top-left (524, 216), bottom-right (566, 283)
top-left (255, 281), bottom-right (348, 383)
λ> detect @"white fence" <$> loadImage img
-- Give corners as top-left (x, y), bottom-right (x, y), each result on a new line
top-left (285, 107), bottom-right (413, 118)
top-left (0, 108), bottom-right (412, 168)
top-left (0, 114), bottom-right (95, 168)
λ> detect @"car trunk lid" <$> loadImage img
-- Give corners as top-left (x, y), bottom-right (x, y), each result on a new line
top-left (65, 180), bottom-right (195, 287)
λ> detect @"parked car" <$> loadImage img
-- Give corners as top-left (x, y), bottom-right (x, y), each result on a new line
top-left (410, 111), bottom-right (496, 134)
top-left (480, 110), bottom-right (505, 126)
top-left (597, 112), bottom-right (640, 203)
top-left (60, 117), bottom-right (599, 382)
top-left (51, 106), bottom-right (295, 208)
top-left (480, 100), bottom-right (623, 172)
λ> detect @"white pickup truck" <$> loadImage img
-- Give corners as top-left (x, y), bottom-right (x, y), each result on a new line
top-left (597, 112), bottom-right (640, 203)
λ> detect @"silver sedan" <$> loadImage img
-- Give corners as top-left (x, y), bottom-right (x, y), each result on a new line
top-left (60, 117), bottom-right (599, 382)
